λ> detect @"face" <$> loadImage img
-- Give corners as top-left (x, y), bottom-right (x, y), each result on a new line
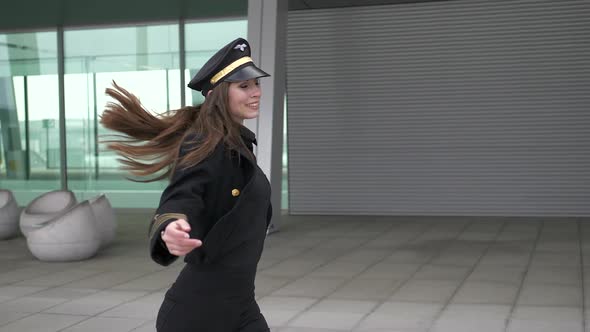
top-left (227, 79), bottom-right (262, 122)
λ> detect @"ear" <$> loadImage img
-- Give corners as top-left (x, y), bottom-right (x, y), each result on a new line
top-left (207, 90), bottom-right (212, 97)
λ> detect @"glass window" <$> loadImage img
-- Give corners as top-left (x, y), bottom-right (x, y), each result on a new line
top-left (64, 24), bottom-right (180, 207)
top-left (184, 19), bottom-right (247, 105)
top-left (0, 31), bottom-right (60, 205)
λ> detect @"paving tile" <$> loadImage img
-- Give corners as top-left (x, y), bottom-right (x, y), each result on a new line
top-left (264, 310), bottom-right (304, 326)
top-left (259, 259), bottom-right (326, 278)
top-left (467, 265), bottom-right (525, 284)
top-left (0, 311), bottom-right (32, 326)
top-left (358, 302), bottom-right (442, 330)
top-left (431, 304), bottom-right (511, 332)
top-left (13, 269), bottom-right (103, 287)
top-left (517, 283), bottom-right (582, 307)
top-left (390, 280), bottom-right (460, 303)
top-left (259, 296), bottom-right (318, 312)
top-left (0, 313), bottom-right (87, 332)
top-left (308, 261), bottom-right (371, 278)
top-left (507, 306), bottom-right (583, 332)
top-left (44, 290), bottom-right (148, 315)
top-left (272, 277), bottom-right (347, 298)
top-left (335, 249), bottom-right (392, 264)
top-left (98, 292), bottom-right (164, 320)
top-left (525, 266), bottom-right (581, 286)
top-left (255, 276), bottom-right (294, 297)
top-left (308, 299), bottom-right (378, 314)
top-left (356, 263), bottom-right (421, 279)
top-left (0, 286), bottom-right (48, 303)
top-left (61, 271), bottom-right (148, 290)
top-left (0, 296), bottom-right (69, 313)
top-left (60, 317), bottom-right (148, 332)
top-left (383, 249), bottom-right (436, 264)
top-left (451, 281), bottom-right (519, 305)
top-left (288, 311), bottom-right (365, 330)
top-left (329, 278), bottom-right (403, 301)
top-left (128, 320), bottom-right (155, 332)
top-left (413, 265), bottom-right (471, 281)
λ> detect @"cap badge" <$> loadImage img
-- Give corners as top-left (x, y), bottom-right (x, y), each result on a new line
top-left (234, 43), bottom-right (248, 52)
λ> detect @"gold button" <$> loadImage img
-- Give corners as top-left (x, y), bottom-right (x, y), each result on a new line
top-left (231, 189), bottom-right (240, 197)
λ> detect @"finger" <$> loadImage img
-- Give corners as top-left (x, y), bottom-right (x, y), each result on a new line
top-left (166, 238), bottom-right (202, 249)
top-left (165, 224), bottom-right (190, 239)
top-left (174, 219), bottom-right (192, 233)
top-left (166, 238), bottom-right (201, 249)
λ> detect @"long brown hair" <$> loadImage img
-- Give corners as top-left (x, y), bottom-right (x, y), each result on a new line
top-left (100, 81), bottom-right (252, 182)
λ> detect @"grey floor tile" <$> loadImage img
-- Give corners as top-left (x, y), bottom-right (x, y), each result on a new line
top-left (98, 292), bottom-right (164, 320)
top-left (358, 302), bottom-right (442, 330)
top-left (13, 269), bottom-right (103, 287)
top-left (61, 271), bottom-right (148, 290)
top-left (467, 265), bottom-right (525, 284)
top-left (0, 313), bottom-right (87, 332)
top-left (335, 249), bottom-right (392, 264)
top-left (259, 296), bottom-right (318, 312)
top-left (390, 280), bottom-right (460, 303)
top-left (272, 277), bottom-right (348, 298)
top-left (0, 311), bottom-right (32, 326)
top-left (308, 299), bottom-right (378, 314)
top-left (110, 270), bottom-right (176, 291)
top-left (129, 320), bottom-right (156, 332)
top-left (530, 252), bottom-right (581, 267)
top-left (23, 287), bottom-right (98, 301)
top-left (383, 249), bottom-right (436, 264)
top-left (0, 296), bottom-right (69, 313)
top-left (44, 290), bottom-right (148, 315)
top-left (451, 281), bottom-right (519, 305)
top-left (328, 278), bottom-right (403, 301)
top-left (431, 304), bottom-right (510, 332)
top-left (264, 310), bottom-right (304, 326)
top-left (430, 253), bottom-right (482, 267)
top-left (255, 276), bottom-right (294, 298)
top-left (478, 253), bottom-right (530, 267)
top-left (517, 283), bottom-right (582, 307)
top-left (507, 320), bottom-right (583, 332)
top-left (508, 305), bottom-right (583, 332)
top-left (288, 311), bottom-right (365, 330)
top-left (259, 259), bottom-right (326, 278)
top-left (413, 265), bottom-right (471, 281)
top-left (525, 266), bottom-right (582, 286)
top-left (308, 261), bottom-right (371, 278)
top-left (0, 286), bottom-right (47, 302)
top-left (60, 317), bottom-right (148, 332)
top-left (356, 263), bottom-right (421, 279)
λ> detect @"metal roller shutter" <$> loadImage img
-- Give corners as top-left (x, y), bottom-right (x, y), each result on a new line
top-left (287, 0), bottom-right (590, 216)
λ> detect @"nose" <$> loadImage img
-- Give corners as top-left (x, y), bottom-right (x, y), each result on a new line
top-left (251, 84), bottom-right (261, 98)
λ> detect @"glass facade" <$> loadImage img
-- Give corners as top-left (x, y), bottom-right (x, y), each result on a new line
top-left (1, 18), bottom-right (290, 209)
top-left (0, 31), bottom-right (61, 203)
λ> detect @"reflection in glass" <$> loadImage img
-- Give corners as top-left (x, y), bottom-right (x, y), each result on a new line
top-left (0, 31), bottom-right (60, 204)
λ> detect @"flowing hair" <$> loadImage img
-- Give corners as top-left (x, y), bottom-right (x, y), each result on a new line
top-left (100, 81), bottom-right (252, 182)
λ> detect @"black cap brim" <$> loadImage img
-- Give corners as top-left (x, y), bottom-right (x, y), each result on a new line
top-left (224, 64), bottom-right (270, 82)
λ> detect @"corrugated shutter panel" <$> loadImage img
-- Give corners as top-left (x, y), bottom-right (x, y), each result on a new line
top-left (286, 0), bottom-right (590, 216)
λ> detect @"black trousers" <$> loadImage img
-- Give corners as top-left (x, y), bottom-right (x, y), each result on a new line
top-left (156, 264), bottom-right (269, 332)
top-left (156, 295), bottom-right (269, 332)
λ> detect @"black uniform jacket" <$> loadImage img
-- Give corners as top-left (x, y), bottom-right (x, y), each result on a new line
top-left (148, 127), bottom-right (272, 267)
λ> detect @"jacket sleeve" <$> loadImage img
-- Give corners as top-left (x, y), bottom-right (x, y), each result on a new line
top-left (148, 142), bottom-right (223, 266)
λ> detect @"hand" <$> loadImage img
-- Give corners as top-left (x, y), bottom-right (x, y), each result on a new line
top-left (161, 219), bottom-right (202, 256)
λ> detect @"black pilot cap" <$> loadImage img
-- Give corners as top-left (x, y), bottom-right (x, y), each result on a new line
top-left (187, 38), bottom-right (270, 96)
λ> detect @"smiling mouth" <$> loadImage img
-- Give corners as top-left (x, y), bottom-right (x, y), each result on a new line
top-left (247, 103), bottom-right (259, 109)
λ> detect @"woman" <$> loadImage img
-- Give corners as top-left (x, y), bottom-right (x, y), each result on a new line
top-left (101, 38), bottom-right (273, 332)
